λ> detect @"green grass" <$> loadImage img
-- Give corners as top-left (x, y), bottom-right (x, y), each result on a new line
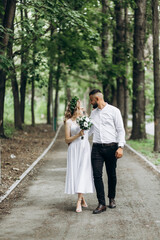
top-left (3, 120), bottom-right (16, 138)
top-left (127, 135), bottom-right (160, 166)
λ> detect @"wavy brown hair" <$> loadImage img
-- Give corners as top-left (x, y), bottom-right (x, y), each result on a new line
top-left (64, 101), bottom-right (79, 123)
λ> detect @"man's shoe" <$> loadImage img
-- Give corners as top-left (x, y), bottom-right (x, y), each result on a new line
top-left (93, 204), bottom-right (106, 214)
top-left (109, 198), bottom-right (116, 208)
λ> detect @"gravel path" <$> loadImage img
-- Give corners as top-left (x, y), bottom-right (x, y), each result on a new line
top-left (0, 127), bottom-right (160, 240)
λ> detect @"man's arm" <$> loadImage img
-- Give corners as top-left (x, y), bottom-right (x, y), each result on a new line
top-left (114, 109), bottom-right (126, 158)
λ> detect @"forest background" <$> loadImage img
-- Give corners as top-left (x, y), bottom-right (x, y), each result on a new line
top-left (0, 0), bottom-right (160, 153)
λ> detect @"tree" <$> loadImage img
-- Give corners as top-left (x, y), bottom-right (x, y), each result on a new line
top-left (114, 0), bottom-right (125, 118)
top-left (47, 26), bottom-right (54, 124)
top-left (101, 0), bottom-right (109, 101)
top-left (8, 24), bottom-right (22, 129)
top-left (20, 0), bottom-right (28, 124)
top-left (152, 0), bottom-right (160, 151)
top-left (0, 0), bottom-right (16, 137)
top-left (123, 5), bottom-right (129, 132)
top-left (131, 0), bottom-right (147, 139)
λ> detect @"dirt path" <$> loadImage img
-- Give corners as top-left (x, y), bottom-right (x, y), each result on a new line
top-left (0, 127), bottom-right (160, 240)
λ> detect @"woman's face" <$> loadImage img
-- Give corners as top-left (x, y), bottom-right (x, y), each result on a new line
top-left (76, 100), bottom-right (83, 116)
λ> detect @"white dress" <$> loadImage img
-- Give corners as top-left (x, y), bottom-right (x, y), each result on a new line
top-left (65, 119), bottom-right (95, 194)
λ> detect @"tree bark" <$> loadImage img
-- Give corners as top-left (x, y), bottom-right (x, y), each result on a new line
top-left (47, 26), bottom-right (54, 124)
top-left (64, 75), bottom-right (71, 112)
top-left (54, 59), bottom-right (61, 131)
top-left (152, 0), bottom-right (160, 151)
top-left (0, 0), bottom-right (16, 137)
top-left (0, 72), bottom-right (6, 137)
top-left (131, 0), bottom-right (147, 139)
top-left (31, 11), bottom-right (38, 127)
top-left (20, 0), bottom-right (28, 123)
top-left (47, 67), bottom-right (53, 124)
top-left (111, 34), bottom-right (117, 107)
top-left (8, 19), bottom-right (22, 129)
top-left (114, 0), bottom-right (125, 118)
top-left (31, 49), bottom-right (35, 127)
top-left (123, 6), bottom-right (129, 132)
top-left (101, 0), bottom-right (108, 59)
top-left (101, 0), bottom-right (110, 102)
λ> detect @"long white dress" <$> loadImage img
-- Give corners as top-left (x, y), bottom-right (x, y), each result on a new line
top-left (65, 119), bottom-right (95, 194)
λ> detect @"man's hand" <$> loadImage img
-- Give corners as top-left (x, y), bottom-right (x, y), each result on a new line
top-left (115, 147), bottom-right (123, 159)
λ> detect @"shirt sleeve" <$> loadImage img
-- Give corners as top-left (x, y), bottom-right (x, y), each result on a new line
top-left (114, 109), bottom-right (126, 147)
top-left (88, 111), bottom-right (94, 137)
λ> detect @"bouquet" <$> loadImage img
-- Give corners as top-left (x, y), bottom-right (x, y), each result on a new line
top-left (76, 116), bottom-right (92, 139)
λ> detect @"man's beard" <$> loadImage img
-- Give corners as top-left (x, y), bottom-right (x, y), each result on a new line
top-left (93, 102), bottom-right (98, 109)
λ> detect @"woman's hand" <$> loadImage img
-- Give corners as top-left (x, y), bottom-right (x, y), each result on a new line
top-left (79, 129), bottom-right (84, 137)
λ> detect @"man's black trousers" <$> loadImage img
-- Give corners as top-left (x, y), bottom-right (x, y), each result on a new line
top-left (91, 143), bottom-right (118, 206)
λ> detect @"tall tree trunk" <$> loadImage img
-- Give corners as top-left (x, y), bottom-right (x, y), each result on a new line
top-left (8, 22), bottom-right (22, 129)
top-left (47, 67), bottom-right (53, 124)
top-left (0, 0), bottom-right (16, 137)
top-left (123, 6), bottom-right (129, 132)
top-left (101, 0), bottom-right (108, 58)
top-left (0, 72), bottom-right (6, 137)
top-left (54, 59), bottom-right (61, 131)
top-left (114, 0), bottom-right (125, 118)
top-left (131, 0), bottom-right (147, 139)
top-left (47, 26), bottom-right (54, 124)
top-left (152, 0), bottom-right (160, 152)
top-left (11, 67), bottom-right (22, 130)
top-left (20, 0), bottom-right (28, 123)
top-left (31, 50), bottom-right (35, 127)
top-left (31, 11), bottom-right (38, 127)
top-left (111, 34), bottom-right (117, 107)
top-left (101, 0), bottom-right (110, 102)
top-left (64, 75), bottom-right (71, 112)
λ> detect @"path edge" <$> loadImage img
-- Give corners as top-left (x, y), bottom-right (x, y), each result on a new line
top-left (125, 143), bottom-right (160, 175)
top-left (0, 123), bottom-right (63, 203)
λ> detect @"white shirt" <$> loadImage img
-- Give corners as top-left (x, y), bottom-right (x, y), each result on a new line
top-left (90, 103), bottom-right (125, 147)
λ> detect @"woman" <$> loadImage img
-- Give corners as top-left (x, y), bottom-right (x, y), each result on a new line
top-left (64, 96), bottom-right (94, 213)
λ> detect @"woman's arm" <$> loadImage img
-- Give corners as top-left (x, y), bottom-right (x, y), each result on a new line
top-left (65, 121), bottom-right (84, 144)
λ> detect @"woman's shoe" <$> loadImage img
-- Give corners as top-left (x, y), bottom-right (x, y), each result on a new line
top-left (82, 197), bottom-right (88, 208)
top-left (76, 199), bottom-right (82, 213)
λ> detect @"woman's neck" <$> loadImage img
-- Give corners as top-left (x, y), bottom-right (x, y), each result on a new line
top-left (71, 113), bottom-right (81, 121)
top-left (71, 115), bottom-right (77, 121)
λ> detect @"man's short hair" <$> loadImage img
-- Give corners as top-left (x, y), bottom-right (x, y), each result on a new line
top-left (89, 89), bottom-right (102, 96)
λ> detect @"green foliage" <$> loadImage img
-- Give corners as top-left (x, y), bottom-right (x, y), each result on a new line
top-left (3, 121), bottom-right (15, 138)
top-left (69, 96), bottom-right (79, 114)
top-left (0, 54), bottom-right (13, 70)
top-left (1, 0), bottom-right (156, 142)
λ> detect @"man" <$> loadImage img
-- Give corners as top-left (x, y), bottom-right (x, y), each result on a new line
top-left (89, 89), bottom-right (125, 214)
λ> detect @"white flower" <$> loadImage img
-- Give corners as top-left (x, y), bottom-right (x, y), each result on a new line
top-left (85, 117), bottom-right (90, 122)
top-left (84, 122), bottom-right (88, 128)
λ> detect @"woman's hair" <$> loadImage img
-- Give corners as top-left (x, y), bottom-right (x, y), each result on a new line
top-left (64, 96), bottom-right (79, 122)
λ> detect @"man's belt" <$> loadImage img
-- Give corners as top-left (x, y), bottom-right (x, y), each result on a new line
top-left (93, 142), bottom-right (118, 147)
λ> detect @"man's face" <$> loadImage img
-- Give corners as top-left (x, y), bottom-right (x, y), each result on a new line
top-left (89, 95), bottom-right (98, 109)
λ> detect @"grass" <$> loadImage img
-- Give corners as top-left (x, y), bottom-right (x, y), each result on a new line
top-left (3, 120), bottom-right (16, 138)
top-left (127, 135), bottom-right (160, 166)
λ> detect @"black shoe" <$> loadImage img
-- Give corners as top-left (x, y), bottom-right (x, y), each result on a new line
top-left (93, 204), bottom-right (106, 214)
top-left (109, 198), bottom-right (116, 208)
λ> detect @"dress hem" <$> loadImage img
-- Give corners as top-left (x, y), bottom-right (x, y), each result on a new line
top-left (65, 191), bottom-right (95, 195)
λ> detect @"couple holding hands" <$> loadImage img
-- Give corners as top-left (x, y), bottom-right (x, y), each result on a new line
top-left (64, 89), bottom-right (125, 214)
